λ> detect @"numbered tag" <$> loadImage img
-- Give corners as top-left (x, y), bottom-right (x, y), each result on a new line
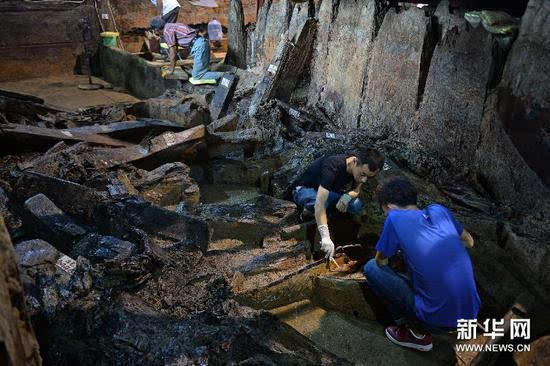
top-left (267, 64), bottom-right (278, 74)
top-left (101, 13), bottom-right (109, 20)
top-left (221, 77), bottom-right (230, 88)
top-left (56, 255), bottom-right (76, 274)
top-left (288, 108), bottom-right (300, 119)
top-left (164, 133), bottom-right (177, 146)
top-left (325, 132), bottom-right (336, 139)
top-left (61, 131), bottom-right (73, 137)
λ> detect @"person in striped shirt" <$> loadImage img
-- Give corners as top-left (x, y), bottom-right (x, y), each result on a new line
top-left (150, 17), bottom-right (222, 82)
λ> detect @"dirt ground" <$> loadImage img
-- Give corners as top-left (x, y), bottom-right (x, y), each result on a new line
top-left (0, 74), bottom-right (138, 111)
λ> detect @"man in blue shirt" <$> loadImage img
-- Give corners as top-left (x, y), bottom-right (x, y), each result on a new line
top-left (363, 176), bottom-right (480, 351)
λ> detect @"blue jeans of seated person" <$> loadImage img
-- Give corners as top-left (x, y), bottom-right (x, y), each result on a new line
top-left (363, 258), bottom-right (455, 335)
top-left (292, 186), bottom-right (363, 215)
top-left (191, 37), bottom-right (222, 80)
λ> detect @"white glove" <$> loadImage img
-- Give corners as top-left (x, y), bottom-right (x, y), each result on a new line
top-left (336, 193), bottom-right (352, 213)
top-left (318, 224), bottom-right (335, 260)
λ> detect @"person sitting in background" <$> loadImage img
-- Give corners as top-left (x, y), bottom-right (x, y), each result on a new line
top-left (150, 17), bottom-right (222, 83)
top-left (150, 0), bottom-right (181, 24)
top-left (207, 17), bottom-right (223, 48)
top-left (363, 176), bottom-right (480, 352)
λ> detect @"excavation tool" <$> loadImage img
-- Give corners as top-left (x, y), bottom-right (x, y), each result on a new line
top-left (77, 16), bottom-right (103, 91)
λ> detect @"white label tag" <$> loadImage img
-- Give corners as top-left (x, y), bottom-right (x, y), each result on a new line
top-left (383, 162), bottom-right (391, 171)
top-left (288, 108), bottom-right (300, 119)
top-left (325, 132), bottom-right (336, 139)
top-left (56, 255), bottom-right (76, 274)
top-left (102, 13), bottom-right (109, 19)
top-left (61, 131), bottom-right (73, 137)
top-left (221, 77), bottom-right (230, 88)
top-left (164, 133), bottom-right (177, 146)
top-left (267, 64), bottom-right (278, 74)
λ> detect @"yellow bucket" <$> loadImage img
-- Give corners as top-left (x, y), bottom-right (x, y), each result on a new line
top-left (100, 32), bottom-right (119, 47)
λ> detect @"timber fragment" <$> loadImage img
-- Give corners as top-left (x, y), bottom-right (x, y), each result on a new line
top-left (227, 0), bottom-right (247, 69)
top-left (209, 73), bottom-right (237, 121)
top-left (0, 123), bottom-right (134, 152)
top-left (206, 112), bottom-right (239, 134)
top-left (23, 193), bottom-right (87, 253)
top-left (81, 125), bottom-right (206, 170)
top-left (248, 19), bottom-right (316, 117)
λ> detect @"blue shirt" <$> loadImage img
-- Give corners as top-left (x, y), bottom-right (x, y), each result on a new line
top-left (375, 204), bottom-right (481, 327)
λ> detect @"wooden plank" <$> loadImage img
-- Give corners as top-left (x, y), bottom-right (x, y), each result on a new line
top-left (206, 112), bottom-right (239, 134)
top-left (0, 89), bottom-right (44, 104)
top-left (0, 123), bottom-right (134, 151)
top-left (209, 73), bottom-right (237, 121)
top-left (248, 19), bottom-right (316, 117)
top-left (0, 95), bottom-right (62, 118)
top-left (66, 119), bottom-right (184, 140)
top-left (227, 0), bottom-right (247, 69)
top-left (82, 125), bottom-right (206, 170)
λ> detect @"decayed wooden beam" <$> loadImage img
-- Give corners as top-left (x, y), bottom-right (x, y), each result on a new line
top-left (274, 98), bottom-right (334, 131)
top-left (0, 95), bottom-right (63, 118)
top-left (0, 123), bottom-right (134, 151)
top-left (227, 0), bottom-right (247, 69)
top-left (66, 119), bottom-right (184, 140)
top-left (248, 18), bottom-right (317, 117)
top-left (0, 89), bottom-right (44, 104)
top-left (82, 125), bottom-right (206, 169)
top-left (206, 112), bottom-right (239, 134)
top-left (209, 73), bottom-right (237, 121)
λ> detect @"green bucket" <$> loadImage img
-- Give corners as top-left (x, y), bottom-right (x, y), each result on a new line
top-left (100, 32), bottom-right (119, 47)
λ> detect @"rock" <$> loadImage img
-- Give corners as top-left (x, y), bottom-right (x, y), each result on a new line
top-left (0, 218), bottom-right (42, 366)
top-left (23, 193), bottom-right (87, 253)
top-left (134, 162), bottom-right (200, 207)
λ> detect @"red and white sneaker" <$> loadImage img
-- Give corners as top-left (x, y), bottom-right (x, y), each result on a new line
top-left (385, 325), bottom-right (433, 351)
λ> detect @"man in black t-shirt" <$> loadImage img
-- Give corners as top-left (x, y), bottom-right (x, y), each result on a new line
top-left (291, 149), bottom-right (385, 260)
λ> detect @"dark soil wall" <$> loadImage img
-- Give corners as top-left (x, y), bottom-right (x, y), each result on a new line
top-left (0, 1), bottom-right (101, 82)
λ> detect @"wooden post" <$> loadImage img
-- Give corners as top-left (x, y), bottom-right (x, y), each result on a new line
top-left (248, 18), bottom-right (317, 117)
top-left (227, 0), bottom-right (247, 69)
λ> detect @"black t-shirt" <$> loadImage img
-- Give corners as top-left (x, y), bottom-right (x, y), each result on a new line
top-left (291, 154), bottom-right (354, 194)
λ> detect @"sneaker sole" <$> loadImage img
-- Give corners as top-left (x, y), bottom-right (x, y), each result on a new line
top-left (385, 328), bottom-right (433, 352)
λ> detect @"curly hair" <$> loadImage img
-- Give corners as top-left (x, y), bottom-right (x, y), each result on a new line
top-left (376, 176), bottom-right (418, 207)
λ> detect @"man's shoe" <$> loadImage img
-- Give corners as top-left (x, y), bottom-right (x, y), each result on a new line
top-left (385, 325), bottom-right (433, 351)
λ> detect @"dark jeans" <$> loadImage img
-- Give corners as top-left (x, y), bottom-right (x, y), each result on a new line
top-left (292, 186), bottom-right (362, 215)
top-left (363, 259), bottom-right (454, 335)
top-left (162, 6), bottom-right (180, 24)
